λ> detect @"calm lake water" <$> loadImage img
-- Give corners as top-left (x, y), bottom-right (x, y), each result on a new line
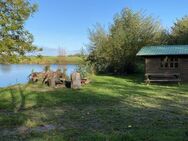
top-left (0, 64), bottom-right (77, 87)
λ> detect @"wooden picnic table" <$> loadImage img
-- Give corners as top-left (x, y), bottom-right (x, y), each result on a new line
top-left (145, 73), bottom-right (181, 84)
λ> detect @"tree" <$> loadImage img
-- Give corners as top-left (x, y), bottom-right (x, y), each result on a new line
top-left (0, 0), bottom-right (40, 63)
top-left (170, 16), bottom-right (188, 44)
top-left (87, 24), bottom-right (110, 72)
top-left (57, 47), bottom-right (67, 75)
top-left (87, 8), bottom-right (165, 74)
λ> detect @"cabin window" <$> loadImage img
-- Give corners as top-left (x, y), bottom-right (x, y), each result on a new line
top-left (160, 57), bottom-right (179, 69)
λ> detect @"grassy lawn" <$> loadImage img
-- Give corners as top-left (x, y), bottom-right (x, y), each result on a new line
top-left (0, 74), bottom-right (188, 141)
top-left (20, 56), bottom-right (83, 64)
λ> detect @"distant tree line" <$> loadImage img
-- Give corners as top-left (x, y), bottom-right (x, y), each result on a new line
top-left (87, 8), bottom-right (188, 74)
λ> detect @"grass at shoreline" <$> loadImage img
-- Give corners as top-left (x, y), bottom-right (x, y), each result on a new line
top-left (20, 56), bottom-right (83, 64)
top-left (0, 74), bottom-right (188, 140)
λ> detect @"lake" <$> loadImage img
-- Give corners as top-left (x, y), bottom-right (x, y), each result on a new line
top-left (0, 64), bottom-right (77, 87)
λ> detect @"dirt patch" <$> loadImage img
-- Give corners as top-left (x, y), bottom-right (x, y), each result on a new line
top-left (1, 124), bottom-right (65, 137)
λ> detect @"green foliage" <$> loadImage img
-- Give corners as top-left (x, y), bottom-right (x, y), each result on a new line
top-left (76, 47), bottom-right (94, 78)
top-left (87, 24), bottom-right (110, 73)
top-left (76, 63), bottom-right (94, 78)
top-left (0, 0), bottom-right (40, 63)
top-left (87, 8), bottom-right (166, 74)
top-left (76, 64), bottom-right (87, 78)
top-left (170, 16), bottom-right (188, 44)
top-left (44, 65), bottom-right (50, 72)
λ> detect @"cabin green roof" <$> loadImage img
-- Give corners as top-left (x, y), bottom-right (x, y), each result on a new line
top-left (137, 45), bottom-right (188, 56)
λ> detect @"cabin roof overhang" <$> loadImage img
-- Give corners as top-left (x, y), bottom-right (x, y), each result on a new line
top-left (136, 45), bottom-right (188, 57)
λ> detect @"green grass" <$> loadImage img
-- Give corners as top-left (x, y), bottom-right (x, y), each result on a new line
top-left (0, 74), bottom-right (188, 141)
top-left (20, 56), bottom-right (83, 64)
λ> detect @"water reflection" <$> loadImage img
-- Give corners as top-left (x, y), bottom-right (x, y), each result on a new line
top-left (0, 64), bottom-right (12, 73)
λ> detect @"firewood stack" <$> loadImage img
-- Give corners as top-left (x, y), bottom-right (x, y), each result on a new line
top-left (29, 71), bottom-right (90, 88)
top-left (29, 70), bottom-right (66, 87)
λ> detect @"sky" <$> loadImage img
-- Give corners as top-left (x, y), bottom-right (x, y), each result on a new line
top-left (25, 0), bottom-right (188, 56)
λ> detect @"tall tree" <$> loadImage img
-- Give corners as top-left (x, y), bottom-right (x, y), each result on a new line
top-left (170, 16), bottom-right (188, 44)
top-left (87, 24), bottom-right (110, 72)
top-left (109, 8), bottom-right (164, 73)
top-left (87, 8), bottom-right (165, 73)
top-left (0, 0), bottom-right (40, 63)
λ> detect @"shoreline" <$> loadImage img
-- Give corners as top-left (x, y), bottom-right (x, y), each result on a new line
top-left (21, 56), bottom-right (83, 64)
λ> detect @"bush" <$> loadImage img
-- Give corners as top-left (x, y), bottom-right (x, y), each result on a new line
top-left (76, 63), bottom-right (94, 79)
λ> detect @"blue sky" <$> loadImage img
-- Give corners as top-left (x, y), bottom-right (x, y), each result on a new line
top-left (25, 0), bottom-right (188, 56)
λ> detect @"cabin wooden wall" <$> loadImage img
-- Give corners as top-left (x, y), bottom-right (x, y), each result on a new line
top-left (181, 58), bottom-right (188, 82)
top-left (145, 56), bottom-right (188, 82)
top-left (145, 57), bottom-right (180, 74)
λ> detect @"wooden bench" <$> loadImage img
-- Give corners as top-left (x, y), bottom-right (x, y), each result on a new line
top-left (145, 73), bottom-right (181, 84)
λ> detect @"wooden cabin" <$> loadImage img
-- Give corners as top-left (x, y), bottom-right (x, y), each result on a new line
top-left (136, 45), bottom-right (188, 83)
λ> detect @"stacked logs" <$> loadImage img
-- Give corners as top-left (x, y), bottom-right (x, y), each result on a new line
top-left (29, 70), bottom-right (67, 87)
top-left (29, 71), bottom-right (90, 88)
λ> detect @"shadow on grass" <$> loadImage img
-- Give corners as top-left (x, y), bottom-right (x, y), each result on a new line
top-left (0, 84), bottom-right (31, 132)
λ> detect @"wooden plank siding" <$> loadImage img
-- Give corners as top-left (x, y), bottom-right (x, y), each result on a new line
top-left (145, 56), bottom-right (188, 83)
top-left (145, 57), bottom-right (180, 74)
top-left (181, 58), bottom-right (188, 82)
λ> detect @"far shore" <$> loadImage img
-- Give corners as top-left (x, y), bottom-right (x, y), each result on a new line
top-left (16, 56), bottom-right (83, 65)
